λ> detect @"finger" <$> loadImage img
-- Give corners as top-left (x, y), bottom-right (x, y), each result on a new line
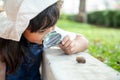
top-left (65, 45), bottom-right (76, 54)
top-left (70, 43), bottom-right (76, 53)
top-left (65, 45), bottom-right (72, 50)
top-left (59, 44), bottom-right (64, 49)
top-left (63, 39), bottom-right (72, 48)
top-left (62, 35), bottom-right (70, 45)
top-left (64, 50), bottom-right (73, 55)
top-left (63, 46), bottom-right (72, 54)
top-left (64, 50), bottom-right (71, 55)
top-left (70, 42), bottom-right (74, 47)
top-left (64, 41), bottom-right (75, 50)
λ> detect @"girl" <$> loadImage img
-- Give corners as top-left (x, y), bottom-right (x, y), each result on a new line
top-left (0, 0), bottom-right (88, 80)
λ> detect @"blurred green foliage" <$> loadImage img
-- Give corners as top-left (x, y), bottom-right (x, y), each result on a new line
top-left (57, 16), bottom-right (120, 72)
top-left (59, 13), bottom-right (76, 21)
top-left (87, 10), bottom-right (120, 27)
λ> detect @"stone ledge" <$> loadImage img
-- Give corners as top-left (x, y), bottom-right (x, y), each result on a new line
top-left (42, 46), bottom-right (120, 80)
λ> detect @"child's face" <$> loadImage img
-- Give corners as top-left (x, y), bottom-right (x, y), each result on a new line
top-left (23, 26), bottom-right (55, 44)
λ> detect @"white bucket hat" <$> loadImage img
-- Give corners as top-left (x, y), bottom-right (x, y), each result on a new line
top-left (0, 0), bottom-right (58, 41)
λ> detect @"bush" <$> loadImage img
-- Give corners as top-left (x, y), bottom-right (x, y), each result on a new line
top-left (114, 11), bottom-right (120, 27)
top-left (104, 10), bottom-right (115, 27)
top-left (87, 10), bottom-right (120, 28)
top-left (87, 11), bottom-right (105, 25)
top-left (59, 14), bottom-right (76, 21)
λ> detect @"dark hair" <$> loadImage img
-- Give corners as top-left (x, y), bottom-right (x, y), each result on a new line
top-left (0, 1), bottom-right (61, 74)
top-left (28, 2), bottom-right (60, 32)
top-left (0, 38), bottom-right (25, 73)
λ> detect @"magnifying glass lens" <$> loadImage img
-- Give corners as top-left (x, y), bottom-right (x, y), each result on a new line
top-left (43, 31), bottom-right (62, 48)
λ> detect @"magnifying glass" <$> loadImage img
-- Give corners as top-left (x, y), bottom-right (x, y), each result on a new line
top-left (43, 31), bottom-right (62, 48)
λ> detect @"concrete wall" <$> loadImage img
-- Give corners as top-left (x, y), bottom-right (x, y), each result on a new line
top-left (42, 46), bottom-right (120, 80)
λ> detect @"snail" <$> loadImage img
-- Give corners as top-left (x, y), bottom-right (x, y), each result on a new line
top-left (76, 56), bottom-right (86, 63)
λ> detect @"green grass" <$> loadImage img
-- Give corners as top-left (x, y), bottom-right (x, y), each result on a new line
top-left (57, 19), bottom-right (120, 72)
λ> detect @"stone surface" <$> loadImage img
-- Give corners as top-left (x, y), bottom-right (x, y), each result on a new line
top-left (42, 47), bottom-right (120, 80)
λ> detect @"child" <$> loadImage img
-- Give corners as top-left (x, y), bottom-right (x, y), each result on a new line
top-left (0, 0), bottom-right (88, 80)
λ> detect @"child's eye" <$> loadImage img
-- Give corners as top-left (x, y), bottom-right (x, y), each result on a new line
top-left (39, 31), bottom-right (44, 33)
top-left (38, 30), bottom-right (46, 33)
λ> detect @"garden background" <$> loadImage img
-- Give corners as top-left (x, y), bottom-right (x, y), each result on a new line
top-left (57, 0), bottom-right (120, 72)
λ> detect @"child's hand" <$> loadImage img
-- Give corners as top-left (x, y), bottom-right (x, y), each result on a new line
top-left (59, 35), bottom-right (88, 55)
top-left (59, 35), bottom-right (77, 54)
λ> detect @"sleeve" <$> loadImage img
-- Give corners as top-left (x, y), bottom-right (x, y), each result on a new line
top-left (55, 27), bottom-right (76, 40)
